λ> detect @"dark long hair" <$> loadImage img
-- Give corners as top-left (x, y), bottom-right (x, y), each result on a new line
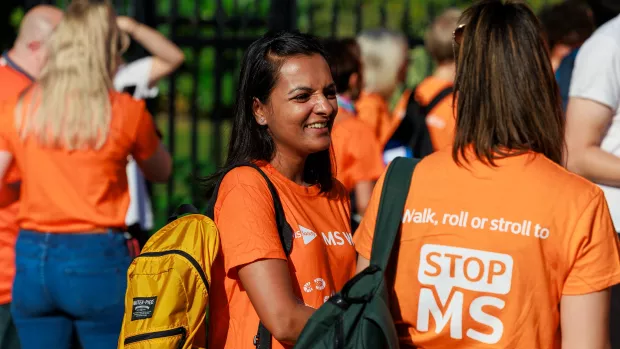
top-left (452, 0), bottom-right (565, 166)
top-left (206, 30), bottom-right (333, 192)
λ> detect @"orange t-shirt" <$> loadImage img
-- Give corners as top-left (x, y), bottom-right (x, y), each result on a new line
top-left (0, 89), bottom-right (161, 233)
top-left (356, 92), bottom-right (400, 147)
top-left (208, 163), bottom-right (357, 349)
top-left (331, 108), bottom-right (385, 192)
top-left (0, 55), bottom-right (32, 304)
top-left (415, 77), bottom-right (456, 151)
top-left (354, 149), bottom-right (620, 348)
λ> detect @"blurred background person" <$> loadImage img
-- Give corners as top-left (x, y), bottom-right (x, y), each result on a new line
top-left (323, 38), bottom-right (384, 231)
top-left (0, 1), bottom-right (171, 348)
top-left (385, 7), bottom-right (461, 164)
top-left (114, 13), bottom-right (184, 246)
top-left (0, 5), bottom-right (62, 349)
top-left (539, 0), bottom-right (595, 72)
top-left (539, 0), bottom-right (595, 113)
top-left (564, 2), bottom-right (620, 346)
top-left (414, 7), bottom-right (460, 153)
top-left (356, 1), bottom-right (620, 348)
top-left (356, 29), bottom-right (409, 149)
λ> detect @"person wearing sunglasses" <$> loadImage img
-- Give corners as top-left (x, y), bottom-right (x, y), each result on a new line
top-left (0, 1), bottom-right (172, 348)
top-left (354, 1), bottom-right (620, 348)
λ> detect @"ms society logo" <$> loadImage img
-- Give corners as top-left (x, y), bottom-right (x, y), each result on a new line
top-left (417, 244), bottom-right (514, 345)
top-left (295, 225), bottom-right (317, 245)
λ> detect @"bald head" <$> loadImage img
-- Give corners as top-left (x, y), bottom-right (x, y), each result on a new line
top-left (15, 5), bottom-right (63, 48)
top-left (9, 5), bottom-right (63, 79)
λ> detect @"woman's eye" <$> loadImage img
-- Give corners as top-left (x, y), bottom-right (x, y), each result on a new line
top-left (325, 89), bottom-right (337, 99)
top-left (294, 94), bottom-right (310, 101)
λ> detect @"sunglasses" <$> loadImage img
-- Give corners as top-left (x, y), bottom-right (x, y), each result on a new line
top-left (452, 23), bottom-right (466, 60)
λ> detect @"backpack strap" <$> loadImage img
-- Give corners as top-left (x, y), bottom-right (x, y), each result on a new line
top-left (204, 162), bottom-right (293, 349)
top-left (424, 86), bottom-right (453, 115)
top-left (205, 162), bottom-right (293, 255)
top-left (167, 203), bottom-right (199, 224)
top-left (370, 157), bottom-right (420, 270)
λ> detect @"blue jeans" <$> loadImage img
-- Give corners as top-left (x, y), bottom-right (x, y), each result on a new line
top-left (10, 230), bottom-right (131, 349)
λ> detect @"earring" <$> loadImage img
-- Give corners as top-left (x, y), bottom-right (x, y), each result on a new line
top-left (259, 118), bottom-right (265, 124)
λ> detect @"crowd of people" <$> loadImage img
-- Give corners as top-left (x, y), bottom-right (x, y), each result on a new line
top-left (0, 0), bottom-right (619, 348)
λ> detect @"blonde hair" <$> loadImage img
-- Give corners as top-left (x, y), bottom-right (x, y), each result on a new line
top-left (16, 0), bottom-right (124, 150)
top-left (357, 29), bottom-right (408, 99)
top-left (425, 8), bottom-right (463, 64)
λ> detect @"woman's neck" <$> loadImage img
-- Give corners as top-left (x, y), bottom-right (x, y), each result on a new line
top-left (270, 150), bottom-right (307, 186)
top-left (433, 62), bottom-right (456, 83)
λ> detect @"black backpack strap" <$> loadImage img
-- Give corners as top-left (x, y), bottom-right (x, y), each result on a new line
top-left (424, 86), bottom-right (453, 115)
top-left (205, 162), bottom-right (293, 255)
top-left (204, 162), bottom-right (293, 349)
top-left (370, 157), bottom-right (420, 270)
top-left (167, 203), bottom-right (199, 224)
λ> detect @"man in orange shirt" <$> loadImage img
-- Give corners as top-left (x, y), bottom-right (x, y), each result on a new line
top-left (415, 8), bottom-right (461, 152)
top-left (0, 5), bottom-right (62, 349)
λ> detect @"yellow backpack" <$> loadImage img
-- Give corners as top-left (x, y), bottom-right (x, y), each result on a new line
top-left (118, 204), bottom-right (219, 349)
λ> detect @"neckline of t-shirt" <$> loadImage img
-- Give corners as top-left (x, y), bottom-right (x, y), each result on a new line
top-left (260, 161), bottom-right (323, 197)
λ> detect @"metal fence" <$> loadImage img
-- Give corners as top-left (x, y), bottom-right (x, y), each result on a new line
top-left (15, 0), bottom-right (559, 228)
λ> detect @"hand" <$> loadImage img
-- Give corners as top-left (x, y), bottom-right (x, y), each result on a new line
top-left (116, 16), bottom-right (139, 35)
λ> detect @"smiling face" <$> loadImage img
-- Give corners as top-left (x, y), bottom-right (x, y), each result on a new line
top-left (254, 54), bottom-right (338, 159)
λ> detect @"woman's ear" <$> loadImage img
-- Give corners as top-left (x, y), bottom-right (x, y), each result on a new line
top-left (253, 98), bottom-right (268, 126)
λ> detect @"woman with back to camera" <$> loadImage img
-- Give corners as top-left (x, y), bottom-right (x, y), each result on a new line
top-left (0, 1), bottom-right (171, 348)
top-left (354, 0), bottom-right (620, 348)
top-left (207, 31), bottom-right (356, 349)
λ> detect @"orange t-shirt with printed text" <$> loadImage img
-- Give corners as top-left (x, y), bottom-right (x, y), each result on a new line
top-left (331, 107), bottom-right (385, 192)
top-left (0, 90), bottom-right (161, 233)
top-left (415, 77), bottom-right (456, 151)
top-left (208, 163), bottom-right (357, 349)
top-left (0, 57), bottom-right (32, 304)
top-left (354, 149), bottom-right (620, 348)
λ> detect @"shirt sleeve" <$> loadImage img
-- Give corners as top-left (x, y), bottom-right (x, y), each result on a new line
top-left (131, 103), bottom-right (161, 162)
top-left (114, 57), bottom-right (159, 99)
top-left (348, 124), bottom-right (386, 186)
top-left (214, 167), bottom-right (287, 278)
top-left (353, 170), bottom-right (387, 260)
top-left (569, 35), bottom-right (620, 111)
top-left (563, 191), bottom-right (620, 295)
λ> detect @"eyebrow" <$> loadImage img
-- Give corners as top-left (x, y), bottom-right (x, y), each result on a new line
top-left (287, 82), bottom-right (337, 95)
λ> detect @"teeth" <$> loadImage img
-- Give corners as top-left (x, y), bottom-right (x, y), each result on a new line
top-left (307, 122), bottom-right (327, 129)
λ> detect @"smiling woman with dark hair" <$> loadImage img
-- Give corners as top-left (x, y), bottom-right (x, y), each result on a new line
top-left (207, 31), bottom-right (356, 349)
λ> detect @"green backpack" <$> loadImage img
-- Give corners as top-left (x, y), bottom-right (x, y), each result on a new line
top-left (294, 157), bottom-right (419, 349)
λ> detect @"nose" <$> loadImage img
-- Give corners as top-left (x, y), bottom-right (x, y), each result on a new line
top-left (314, 94), bottom-right (335, 117)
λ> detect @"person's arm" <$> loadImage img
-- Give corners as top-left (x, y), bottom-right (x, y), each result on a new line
top-left (117, 16), bottom-right (185, 87)
top-left (560, 290), bottom-right (611, 349)
top-left (565, 35), bottom-right (620, 185)
top-left (131, 102), bottom-right (172, 182)
top-left (0, 151), bottom-right (18, 207)
top-left (356, 255), bottom-right (370, 274)
top-left (560, 192), bottom-right (620, 347)
top-left (565, 98), bottom-right (620, 186)
top-left (215, 168), bottom-right (316, 344)
top-left (136, 144), bottom-right (172, 183)
top-left (354, 181), bottom-right (374, 216)
top-left (238, 259), bottom-right (314, 344)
